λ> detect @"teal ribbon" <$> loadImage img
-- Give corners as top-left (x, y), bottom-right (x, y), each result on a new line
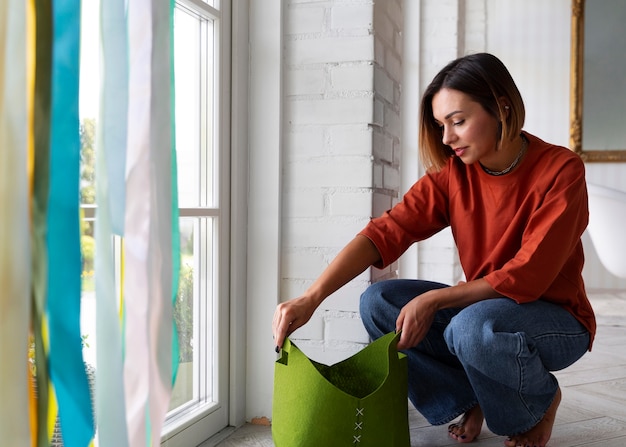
top-left (147, 0), bottom-right (180, 436)
top-left (46, 1), bottom-right (95, 445)
top-left (169, 0), bottom-right (180, 387)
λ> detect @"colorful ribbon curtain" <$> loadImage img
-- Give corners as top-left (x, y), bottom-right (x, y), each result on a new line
top-left (97, 0), bottom-right (180, 444)
top-left (0, 0), bottom-right (180, 445)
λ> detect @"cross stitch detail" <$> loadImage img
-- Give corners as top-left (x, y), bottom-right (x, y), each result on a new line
top-left (352, 405), bottom-right (365, 443)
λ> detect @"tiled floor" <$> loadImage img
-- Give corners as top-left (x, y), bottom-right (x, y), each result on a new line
top-left (212, 289), bottom-right (626, 447)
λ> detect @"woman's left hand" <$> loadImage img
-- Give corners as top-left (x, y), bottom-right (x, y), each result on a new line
top-left (394, 279), bottom-right (498, 350)
top-left (395, 291), bottom-right (439, 350)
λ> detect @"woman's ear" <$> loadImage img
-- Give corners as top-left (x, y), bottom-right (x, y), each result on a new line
top-left (498, 96), bottom-right (510, 120)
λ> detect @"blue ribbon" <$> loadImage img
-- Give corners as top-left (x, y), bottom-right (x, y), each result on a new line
top-left (46, 1), bottom-right (95, 445)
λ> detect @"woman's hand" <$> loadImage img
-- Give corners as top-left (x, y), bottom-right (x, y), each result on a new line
top-left (272, 295), bottom-right (318, 352)
top-left (271, 235), bottom-right (382, 353)
top-left (395, 291), bottom-right (439, 351)
top-left (395, 279), bottom-right (499, 350)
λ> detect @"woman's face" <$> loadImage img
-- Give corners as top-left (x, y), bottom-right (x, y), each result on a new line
top-left (431, 88), bottom-right (502, 167)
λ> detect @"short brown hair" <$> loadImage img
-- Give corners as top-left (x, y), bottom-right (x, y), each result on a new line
top-left (419, 53), bottom-right (525, 171)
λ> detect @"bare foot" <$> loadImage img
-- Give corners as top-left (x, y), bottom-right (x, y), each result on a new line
top-left (448, 405), bottom-right (484, 443)
top-left (504, 387), bottom-right (562, 447)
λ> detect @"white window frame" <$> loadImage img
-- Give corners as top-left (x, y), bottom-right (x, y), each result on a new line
top-left (161, 0), bottom-right (233, 445)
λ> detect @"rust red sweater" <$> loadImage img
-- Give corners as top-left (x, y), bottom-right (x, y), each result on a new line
top-left (359, 132), bottom-right (596, 348)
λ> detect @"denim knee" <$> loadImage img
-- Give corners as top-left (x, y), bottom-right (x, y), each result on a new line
top-left (443, 309), bottom-right (480, 358)
top-left (361, 279), bottom-right (452, 340)
top-left (359, 287), bottom-right (375, 332)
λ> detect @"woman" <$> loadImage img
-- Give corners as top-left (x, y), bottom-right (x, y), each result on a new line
top-left (272, 53), bottom-right (595, 447)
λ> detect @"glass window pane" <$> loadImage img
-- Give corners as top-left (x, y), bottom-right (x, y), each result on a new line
top-left (81, 217), bottom-right (97, 369)
top-left (205, 18), bottom-right (216, 208)
top-left (168, 217), bottom-right (215, 415)
top-left (201, 0), bottom-right (218, 8)
top-left (170, 217), bottom-right (196, 412)
top-left (174, 8), bottom-right (202, 208)
top-left (174, 8), bottom-right (216, 208)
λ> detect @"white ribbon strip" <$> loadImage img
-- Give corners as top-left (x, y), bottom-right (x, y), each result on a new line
top-left (0, 0), bottom-right (32, 443)
top-left (125, 0), bottom-right (175, 444)
top-left (96, 1), bottom-right (131, 444)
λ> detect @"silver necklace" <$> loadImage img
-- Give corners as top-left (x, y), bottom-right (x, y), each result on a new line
top-left (481, 134), bottom-right (528, 176)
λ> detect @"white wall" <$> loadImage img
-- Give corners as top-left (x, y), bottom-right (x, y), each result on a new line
top-left (245, 0), bottom-right (626, 421)
top-left (245, 0), bottom-right (283, 423)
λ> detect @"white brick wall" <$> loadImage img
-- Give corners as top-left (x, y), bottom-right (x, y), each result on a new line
top-left (282, 0), bottom-right (403, 362)
top-left (369, 0), bottom-right (403, 286)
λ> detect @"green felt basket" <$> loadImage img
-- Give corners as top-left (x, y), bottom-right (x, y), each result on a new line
top-left (272, 332), bottom-right (410, 447)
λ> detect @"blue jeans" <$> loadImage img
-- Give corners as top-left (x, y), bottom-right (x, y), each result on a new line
top-left (359, 279), bottom-right (590, 436)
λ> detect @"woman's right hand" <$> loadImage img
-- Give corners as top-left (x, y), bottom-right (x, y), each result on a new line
top-left (271, 235), bottom-right (381, 353)
top-left (272, 295), bottom-right (318, 352)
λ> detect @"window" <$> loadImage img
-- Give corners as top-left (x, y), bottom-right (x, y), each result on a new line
top-left (79, 1), bottom-right (231, 445)
top-left (163, 1), bottom-right (231, 444)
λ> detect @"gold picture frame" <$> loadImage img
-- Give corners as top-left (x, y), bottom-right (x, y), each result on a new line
top-left (570, 0), bottom-right (626, 162)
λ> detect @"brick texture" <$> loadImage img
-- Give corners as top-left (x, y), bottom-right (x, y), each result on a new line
top-left (282, 0), bottom-right (404, 363)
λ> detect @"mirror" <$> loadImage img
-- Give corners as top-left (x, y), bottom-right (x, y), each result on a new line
top-left (570, 0), bottom-right (626, 162)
